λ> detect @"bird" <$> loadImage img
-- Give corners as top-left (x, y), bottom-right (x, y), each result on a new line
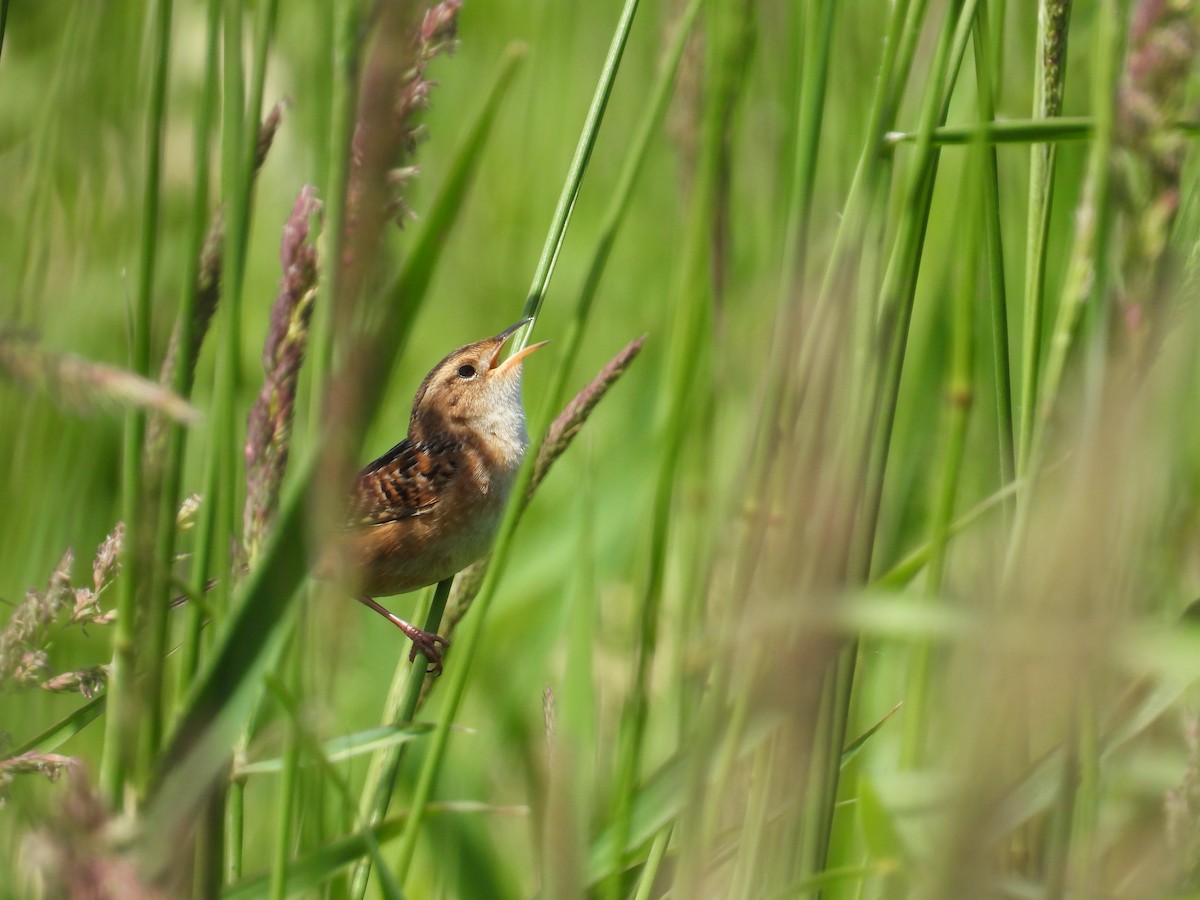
top-left (318, 319), bottom-right (547, 675)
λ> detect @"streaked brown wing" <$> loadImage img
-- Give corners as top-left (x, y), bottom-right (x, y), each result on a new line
top-left (348, 438), bottom-right (459, 526)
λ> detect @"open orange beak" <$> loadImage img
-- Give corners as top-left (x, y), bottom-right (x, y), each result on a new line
top-left (499, 339), bottom-right (549, 371)
top-left (488, 318), bottom-right (548, 372)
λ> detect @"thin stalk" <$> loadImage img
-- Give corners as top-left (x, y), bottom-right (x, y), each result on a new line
top-left (1003, 7), bottom-right (1122, 884)
top-left (193, 785), bottom-right (226, 900)
top-left (814, 0), bottom-right (972, 880)
top-left (791, 0), bottom-right (836, 273)
top-left (972, 0), bottom-right (1016, 487)
top-left (1016, 0), bottom-right (1073, 475)
top-left (347, 579), bottom-right (450, 900)
top-left (629, 825), bottom-right (673, 900)
top-left (883, 116), bottom-right (1111, 146)
top-left (859, 0), bottom-right (975, 589)
top-left (147, 0), bottom-right (224, 764)
top-left (226, 778), bottom-right (246, 884)
top-left (184, 0), bottom-right (255, 865)
top-left (101, 0), bottom-right (173, 806)
top-left (270, 647), bottom-right (302, 900)
top-left (729, 743), bottom-right (775, 899)
top-left (307, 0), bottom-right (364, 431)
top-left (160, 0), bottom-right (222, 883)
top-left (534, 0), bottom-right (703, 445)
top-left (1023, 0), bottom-right (1122, 504)
top-left (768, 0), bottom-right (932, 886)
top-left (802, 0), bottom-right (927, 508)
top-left (900, 147), bottom-right (980, 767)
top-left (246, 0), bottom-right (279, 140)
top-left (991, 0), bottom-right (1006, 100)
top-left (0, 0), bottom-right (8, 63)
top-left (609, 2), bottom-right (750, 895)
top-left (172, 0), bottom-right (221, 710)
top-left (812, 0), bottom-right (920, 345)
top-left (516, 0), bottom-right (643, 338)
top-left (750, 0), bottom-right (836, 492)
top-left (390, 1), bottom-right (645, 882)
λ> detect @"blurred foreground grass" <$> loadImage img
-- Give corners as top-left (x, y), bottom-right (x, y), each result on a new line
top-left (4, 0), bottom-right (1200, 897)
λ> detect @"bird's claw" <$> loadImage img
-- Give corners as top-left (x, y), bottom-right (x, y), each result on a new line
top-left (408, 629), bottom-right (450, 676)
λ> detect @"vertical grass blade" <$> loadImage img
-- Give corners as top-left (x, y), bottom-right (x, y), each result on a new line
top-left (1016, 0), bottom-right (1073, 474)
top-left (100, 0), bottom-right (174, 807)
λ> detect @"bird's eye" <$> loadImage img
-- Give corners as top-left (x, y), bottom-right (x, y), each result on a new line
top-left (457, 364), bottom-right (477, 379)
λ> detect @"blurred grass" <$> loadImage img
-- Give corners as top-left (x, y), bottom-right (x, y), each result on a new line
top-left (4, 0), bottom-right (1200, 898)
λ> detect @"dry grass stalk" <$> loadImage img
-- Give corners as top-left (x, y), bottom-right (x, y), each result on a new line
top-left (0, 753), bottom-right (78, 806)
top-left (1113, 0), bottom-right (1199, 359)
top-left (155, 101), bottom-right (287, 399)
top-left (345, 0), bottom-right (462, 237)
top-left (40, 665), bottom-right (110, 700)
top-left (3, 556), bottom-right (80, 689)
top-left (317, 1), bottom-right (463, 549)
top-left (0, 332), bottom-right (199, 425)
top-left (244, 186), bottom-right (322, 558)
top-left (0, 524), bottom-right (121, 692)
top-left (18, 770), bottom-right (163, 898)
top-left (143, 102), bottom-right (289, 474)
top-left (530, 335), bottom-right (646, 497)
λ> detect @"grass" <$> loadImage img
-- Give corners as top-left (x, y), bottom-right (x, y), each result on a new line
top-left (4, 0), bottom-right (1200, 897)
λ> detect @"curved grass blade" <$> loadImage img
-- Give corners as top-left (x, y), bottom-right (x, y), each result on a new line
top-left (222, 803), bottom-right (527, 899)
top-left (237, 723), bottom-right (438, 777)
top-left (14, 695), bottom-right (106, 756)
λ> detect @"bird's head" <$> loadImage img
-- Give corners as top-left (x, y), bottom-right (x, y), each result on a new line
top-left (408, 319), bottom-right (547, 459)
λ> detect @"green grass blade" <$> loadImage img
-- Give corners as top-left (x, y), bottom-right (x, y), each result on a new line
top-left (168, 0), bottom-right (221, 711)
top-left (348, 579), bottom-right (449, 899)
top-left (1015, 0), bottom-right (1073, 475)
top-left (972, 0), bottom-right (1016, 486)
top-left (516, 0), bottom-right (643, 337)
top-left (100, 0), bottom-right (174, 807)
top-left (238, 724), bottom-right (437, 777)
top-left (15, 695), bottom-right (106, 756)
top-left (139, 449), bottom-right (316, 877)
top-left (586, 753), bottom-right (685, 886)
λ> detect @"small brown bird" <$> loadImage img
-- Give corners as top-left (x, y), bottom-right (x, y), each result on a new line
top-left (319, 319), bottom-right (546, 674)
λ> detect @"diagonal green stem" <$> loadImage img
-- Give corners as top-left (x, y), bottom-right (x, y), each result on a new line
top-left (389, 0), bottom-right (644, 884)
top-left (515, 0), bottom-right (643, 343)
top-left (347, 578), bottom-right (450, 899)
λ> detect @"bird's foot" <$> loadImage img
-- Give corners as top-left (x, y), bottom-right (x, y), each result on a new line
top-left (357, 595), bottom-right (450, 675)
top-left (406, 627), bottom-right (450, 676)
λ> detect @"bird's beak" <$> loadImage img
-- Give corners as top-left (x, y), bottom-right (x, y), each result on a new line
top-left (498, 339), bottom-right (549, 373)
top-left (487, 318), bottom-right (547, 372)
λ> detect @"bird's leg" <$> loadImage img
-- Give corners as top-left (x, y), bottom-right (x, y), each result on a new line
top-left (356, 595), bottom-right (450, 675)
